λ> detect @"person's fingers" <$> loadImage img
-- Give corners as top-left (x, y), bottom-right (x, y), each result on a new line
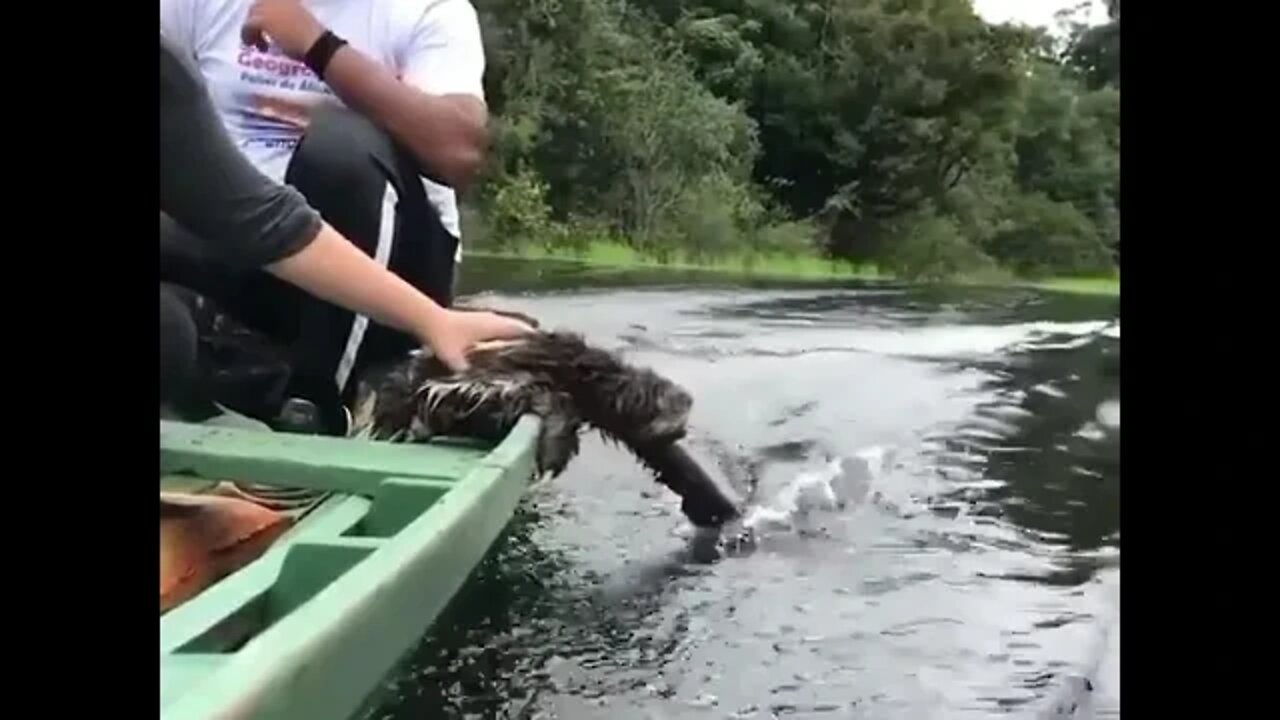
top-left (241, 21), bottom-right (266, 51)
top-left (427, 311), bottom-right (536, 375)
top-left (241, 5), bottom-right (272, 51)
top-left (437, 345), bottom-right (470, 374)
top-left (498, 319), bottom-right (535, 338)
top-left (487, 313), bottom-right (536, 338)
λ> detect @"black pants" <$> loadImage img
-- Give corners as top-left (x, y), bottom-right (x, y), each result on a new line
top-left (159, 283), bottom-right (199, 411)
top-left (159, 107), bottom-right (459, 431)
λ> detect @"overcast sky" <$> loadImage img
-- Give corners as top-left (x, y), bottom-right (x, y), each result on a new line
top-left (971, 0), bottom-right (1109, 34)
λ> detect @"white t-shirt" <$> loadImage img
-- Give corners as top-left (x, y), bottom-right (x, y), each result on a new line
top-left (159, 0), bottom-right (485, 257)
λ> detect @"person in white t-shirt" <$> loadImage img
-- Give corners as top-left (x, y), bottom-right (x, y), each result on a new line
top-left (159, 0), bottom-right (490, 434)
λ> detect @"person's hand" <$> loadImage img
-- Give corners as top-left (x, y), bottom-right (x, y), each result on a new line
top-left (241, 0), bottom-right (326, 60)
top-left (420, 309), bottom-right (536, 374)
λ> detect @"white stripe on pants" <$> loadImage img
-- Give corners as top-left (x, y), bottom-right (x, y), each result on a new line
top-left (334, 182), bottom-right (398, 392)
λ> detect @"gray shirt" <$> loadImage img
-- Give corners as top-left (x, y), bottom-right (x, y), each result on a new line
top-left (159, 33), bottom-right (322, 270)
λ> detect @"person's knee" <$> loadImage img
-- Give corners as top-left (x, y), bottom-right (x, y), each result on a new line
top-left (288, 107), bottom-right (400, 194)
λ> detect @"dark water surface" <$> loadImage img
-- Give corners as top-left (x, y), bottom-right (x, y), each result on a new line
top-left (365, 258), bottom-right (1120, 719)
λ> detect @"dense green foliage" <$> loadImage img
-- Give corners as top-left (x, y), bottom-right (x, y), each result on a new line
top-left (464, 0), bottom-right (1120, 281)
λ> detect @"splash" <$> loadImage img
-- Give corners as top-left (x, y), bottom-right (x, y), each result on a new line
top-left (691, 446), bottom-right (898, 556)
top-left (1095, 400), bottom-right (1120, 431)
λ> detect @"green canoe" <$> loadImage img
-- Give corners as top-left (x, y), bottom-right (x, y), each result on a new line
top-left (159, 414), bottom-right (541, 720)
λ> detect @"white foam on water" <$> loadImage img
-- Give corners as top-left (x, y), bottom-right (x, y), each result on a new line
top-left (1074, 423), bottom-right (1106, 442)
top-left (1032, 382), bottom-right (1069, 399)
top-left (664, 318), bottom-right (1117, 365)
top-left (739, 446), bottom-right (898, 535)
top-left (869, 320), bottom-right (1113, 359)
top-left (1070, 400), bottom-right (1119, 443)
top-left (1096, 400), bottom-right (1120, 430)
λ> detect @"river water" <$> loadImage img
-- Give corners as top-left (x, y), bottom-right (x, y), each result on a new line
top-left (364, 258), bottom-right (1120, 720)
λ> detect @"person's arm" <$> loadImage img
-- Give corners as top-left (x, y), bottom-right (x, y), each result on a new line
top-left (274, 229), bottom-right (534, 370)
top-left (159, 34), bottom-right (529, 369)
top-left (322, 40), bottom-right (488, 189)
top-left (160, 32), bottom-right (321, 269)
top-left (240, 0), bottom-right (488, 189)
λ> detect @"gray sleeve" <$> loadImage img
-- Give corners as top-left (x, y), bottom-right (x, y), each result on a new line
top-left (159, 33), bottom-right (322, 270)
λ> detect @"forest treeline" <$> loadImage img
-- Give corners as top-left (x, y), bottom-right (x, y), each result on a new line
top-left (463, 0), bottom-right (1121, 280)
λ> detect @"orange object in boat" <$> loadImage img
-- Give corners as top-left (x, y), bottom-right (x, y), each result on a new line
top-left (160, 492), bottom-right (293, 614)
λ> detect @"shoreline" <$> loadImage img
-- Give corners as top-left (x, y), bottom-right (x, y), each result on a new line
top-left (466, 246), bottom-right (1120, 297)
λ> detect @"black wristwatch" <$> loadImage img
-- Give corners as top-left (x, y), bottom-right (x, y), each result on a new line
top-left (304, 29), bottom-right (348, 78)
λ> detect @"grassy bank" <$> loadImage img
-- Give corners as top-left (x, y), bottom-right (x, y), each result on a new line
top-left (1012, 276), bottom-right (1121, 296)
top-left (467, 240), bottom-right (1119, 296)
top-left (474, 241), bottom-right (886, 280)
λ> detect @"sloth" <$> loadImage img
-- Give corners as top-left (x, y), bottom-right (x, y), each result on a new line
top-left (349, 310), bottom-right (742, 528)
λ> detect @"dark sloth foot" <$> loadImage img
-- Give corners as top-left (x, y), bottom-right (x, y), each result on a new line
top-left (637, 441), bottom-right (742, 528)
top-left (680, 484), bottom-right (742, 528)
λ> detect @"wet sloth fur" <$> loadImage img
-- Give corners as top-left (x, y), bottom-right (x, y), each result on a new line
top-left (351, 313), bottom-right (740, 528)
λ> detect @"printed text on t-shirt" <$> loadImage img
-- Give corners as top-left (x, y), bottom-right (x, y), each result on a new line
top-left (236, 45), bottom-right (335, 95)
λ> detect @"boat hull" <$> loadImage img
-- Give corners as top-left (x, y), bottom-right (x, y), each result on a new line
top-left (159, 415), bottom-right (541, 720)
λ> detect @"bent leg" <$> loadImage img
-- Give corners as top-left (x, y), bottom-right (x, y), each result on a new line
top-left (283, 106), bottom-right (459, 421)
top-left (161, 216), bottom-right (297, 422)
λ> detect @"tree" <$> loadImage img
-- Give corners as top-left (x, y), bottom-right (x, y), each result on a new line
top-left (467, 0), bottom-right (1120, 278)
top-left (1064, 0), bottom-right (1120, 89)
